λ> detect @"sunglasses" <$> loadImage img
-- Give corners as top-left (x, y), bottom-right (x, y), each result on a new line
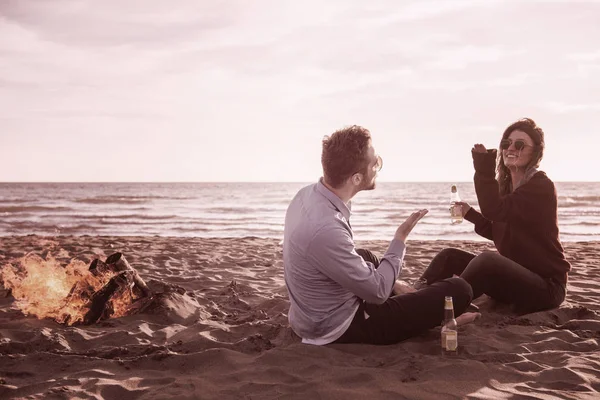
top-left (374, 155), bottom-right (383, 172)
top-left (500, 139), bottom-right (533, 151)
top-left (354, 155), bottom-right (383, 176)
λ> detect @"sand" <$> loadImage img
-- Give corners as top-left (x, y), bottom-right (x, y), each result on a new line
top-left (1, 236), bottom-right (599, 399)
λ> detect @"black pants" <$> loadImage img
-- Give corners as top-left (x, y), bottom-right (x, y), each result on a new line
top-left (334, 249), bottom-right (473, 345)
top-left (420, 248), bottom-right (565, 313)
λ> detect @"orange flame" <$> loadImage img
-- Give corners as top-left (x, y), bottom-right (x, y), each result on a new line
top-left (1, 253), bottom-right (139, 325)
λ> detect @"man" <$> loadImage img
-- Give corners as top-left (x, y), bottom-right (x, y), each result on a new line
top-left (283, 125), bottom-right (473, 345)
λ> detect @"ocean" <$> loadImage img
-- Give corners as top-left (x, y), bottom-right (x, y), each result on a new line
top-left (0, 182), bottom-right (598, 242)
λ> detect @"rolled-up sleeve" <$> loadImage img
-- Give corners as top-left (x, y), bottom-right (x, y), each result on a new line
top-left (306, 226), bottom-right (406, 304)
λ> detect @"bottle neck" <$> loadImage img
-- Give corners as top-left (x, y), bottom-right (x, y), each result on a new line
top-left (444, 308), bottom-right (455, 321)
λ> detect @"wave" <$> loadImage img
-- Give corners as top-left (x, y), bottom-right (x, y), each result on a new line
top-left (0, 218), bottom-right (285, 230)
top-left (560, 232), bottom-right (600, 238)
top-left (558, 202), bottom-right (600, 208)
top-left (188, 206), bottom-right (288, 214)
top-left (559, 210), bottom-right (600, 217)
top-left (76, 214), bottom-right (180, 221)
top-left (353, 205), bottom-right (450, 214)
top-left (0, 223), bottom-right (100, 234)
top-left (0, 206), bottom-right (73, 213)
top-left (0, 199), bottom-right (36, 204)
top-left (75, 198), bottom-right (148, 205)
top-left (558, 221), bottom-right (600, 226)
top-left (561, 195), bottom-right (600, 202)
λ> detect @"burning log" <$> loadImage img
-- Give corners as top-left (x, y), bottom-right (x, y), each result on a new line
top-left (88, 259), bottom-right (109, 276)
top-left (76, 253), bottom-right (153, 325)
top-left (83, 270), bottom-right (135, 325)
top-left (104, 252), bottom-right (151, 297)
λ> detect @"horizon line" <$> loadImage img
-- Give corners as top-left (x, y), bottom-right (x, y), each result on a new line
top-left (1, 180), bottom-right (599, 184)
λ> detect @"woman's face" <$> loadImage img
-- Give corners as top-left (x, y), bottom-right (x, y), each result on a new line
top-left (501, 129), bottom-right (536, 169)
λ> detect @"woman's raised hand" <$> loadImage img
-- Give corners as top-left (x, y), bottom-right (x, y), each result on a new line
top-left (472, 144), bottom-right (487, 153)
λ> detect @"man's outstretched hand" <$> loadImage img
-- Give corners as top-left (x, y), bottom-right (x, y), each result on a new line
top-left (394, 209), bottom-right (428, 243)
top-left (392, 279), bottom-right (416, 295)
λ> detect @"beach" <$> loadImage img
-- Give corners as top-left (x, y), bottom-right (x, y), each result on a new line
top-left (1, 235), bottom-right (599, 399)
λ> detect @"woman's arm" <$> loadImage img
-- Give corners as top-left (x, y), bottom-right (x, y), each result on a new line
top-left (472, 150), bottom-right (554, 224)
top-left (464, 206), bottom-right (493, 240)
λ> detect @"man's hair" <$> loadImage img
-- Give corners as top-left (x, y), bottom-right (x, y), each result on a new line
top-left (321, 125), bottom-right (372, 188)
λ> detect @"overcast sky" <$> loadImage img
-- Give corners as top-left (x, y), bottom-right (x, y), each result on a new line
top-left (1, 0), bottom-right (599, 182)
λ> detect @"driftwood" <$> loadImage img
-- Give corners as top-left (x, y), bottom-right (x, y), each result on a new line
top-left (83, 270), bottom-right (135, 324)
top-left (89, 259), bottom-right (109, 276)
top-left (75, 252), bottom-right (154, 325)
top-left (104, 252), bottom-right (151, 297)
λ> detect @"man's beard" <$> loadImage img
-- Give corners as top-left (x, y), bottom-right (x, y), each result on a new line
top-left (362, 176), bottom-right (376, 191)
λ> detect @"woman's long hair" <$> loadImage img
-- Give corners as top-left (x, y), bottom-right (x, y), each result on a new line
top-left (496, 118), bottom-right (545, 195)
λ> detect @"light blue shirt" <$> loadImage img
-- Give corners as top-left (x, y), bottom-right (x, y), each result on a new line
top-left (283, 179), bottom-right (406, 342)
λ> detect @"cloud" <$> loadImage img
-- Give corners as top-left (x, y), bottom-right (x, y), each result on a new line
top-left (0, 0), bottom-right (236, 48)
top-left (568, 50), bottom-right (600, 62)
top-left (424, 45), bottom-right (523, 71)
top-left (542, 102), bottom-right (600, 113)
top-left (351, 0), bottom-right (502, 25)
top-left (484, 73), bottom-right (542, 88)
top-left (0, 17), bottom-right (167, 88)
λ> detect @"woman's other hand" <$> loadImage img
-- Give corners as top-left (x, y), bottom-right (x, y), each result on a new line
top-left (452, 201), bottom-right (472, 217)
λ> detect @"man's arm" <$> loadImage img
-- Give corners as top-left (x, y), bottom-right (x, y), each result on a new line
top-left (306, 226), bottom-right (406, 305)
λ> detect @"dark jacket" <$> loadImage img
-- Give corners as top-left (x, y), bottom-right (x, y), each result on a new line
top-left (464, 149), bottom-right (571, 286)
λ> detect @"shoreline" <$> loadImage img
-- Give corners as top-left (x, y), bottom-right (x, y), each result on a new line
top-left (1, 233), bottom-right (598, 242)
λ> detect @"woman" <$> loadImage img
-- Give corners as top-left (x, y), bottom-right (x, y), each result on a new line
top-left (417, 118), bottom-right (571, 313)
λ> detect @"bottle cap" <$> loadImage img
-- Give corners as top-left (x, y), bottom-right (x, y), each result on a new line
top-left (451, 185), bottom-right (457, 193)
top-left (444, 296), bottom-right (454, 308)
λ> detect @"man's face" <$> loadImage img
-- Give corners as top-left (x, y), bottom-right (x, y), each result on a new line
top-left (359, 143), bottom-right (383, 191)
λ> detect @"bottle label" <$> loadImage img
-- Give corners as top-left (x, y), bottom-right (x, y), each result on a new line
top-left (444, 331), bottom-right (458, 351)
top-left (450, 204), bottom-right (463, 224)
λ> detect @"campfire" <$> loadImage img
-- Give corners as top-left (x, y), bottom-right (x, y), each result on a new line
top-left (1, 252), bottom-right (151, 325)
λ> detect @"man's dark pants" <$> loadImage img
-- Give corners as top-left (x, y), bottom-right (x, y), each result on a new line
top-left (334, 249), bottom-right (473, 345)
